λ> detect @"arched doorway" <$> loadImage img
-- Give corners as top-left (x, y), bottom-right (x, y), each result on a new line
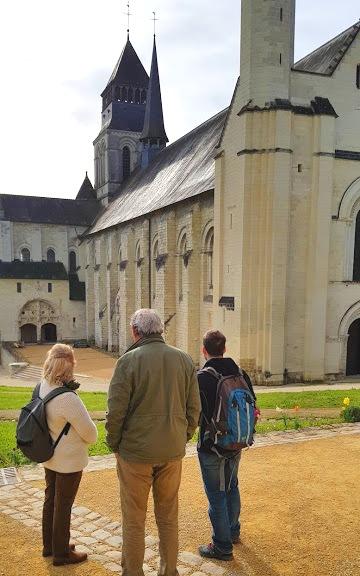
top-left (41, 323), bottom-right (57, 342)
top-left (20, 324), bottom-right (37, 343)
top-left (346, 318), bottom-right (360, 375)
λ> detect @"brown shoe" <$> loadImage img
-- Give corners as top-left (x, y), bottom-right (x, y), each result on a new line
top-left (43, 543), bottom-right (76, 557)
top-left (53, 550), bottom-right (87, 566)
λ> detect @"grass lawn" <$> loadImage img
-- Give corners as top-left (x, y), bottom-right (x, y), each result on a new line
top-left (0, 421), bottom-right (112, 468)
top-left (0, 385), bottom-right (357, 468)
top-left (1, 385), bottom-right (359, 412)
top-left (0, 415), bottom-right (346, 468)
top-left (0, 386), bottom-right (107, 412)
top-left (256, 388), bottom-right (360, 409)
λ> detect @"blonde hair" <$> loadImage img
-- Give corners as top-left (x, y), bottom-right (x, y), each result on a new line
top-left (42, 344), bottom-right (75, 386)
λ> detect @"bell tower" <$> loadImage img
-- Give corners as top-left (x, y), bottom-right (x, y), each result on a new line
top-left (239, 0), bottom-right (296, 107)
top-left (93, 35), bottom-right (149, 204)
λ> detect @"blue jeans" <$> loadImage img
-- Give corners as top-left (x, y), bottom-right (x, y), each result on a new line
top-left (198, 450), bottom-right (241, 554)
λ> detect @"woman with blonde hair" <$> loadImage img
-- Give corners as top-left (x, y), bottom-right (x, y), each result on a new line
top-left (40, 343), bottom-right (97, 566)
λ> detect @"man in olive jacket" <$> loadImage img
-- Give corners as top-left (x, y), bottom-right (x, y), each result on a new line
top-left (106, 309), bottom-right (201, 576)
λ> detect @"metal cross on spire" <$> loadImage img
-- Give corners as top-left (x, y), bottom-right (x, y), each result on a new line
top-left (125, 1), bottom-right (131, 38)
top-left (152, 11), bottom-right (159, 36)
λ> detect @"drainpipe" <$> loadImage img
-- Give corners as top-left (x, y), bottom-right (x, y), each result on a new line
top-left (147, 218), bottom-right (152, 308)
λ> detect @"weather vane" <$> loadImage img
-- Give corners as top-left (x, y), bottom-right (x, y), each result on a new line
top-left (152, 11), bottom-right (159, 36)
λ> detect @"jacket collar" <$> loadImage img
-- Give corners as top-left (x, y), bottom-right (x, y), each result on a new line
top-left (125, 334), bottom-right (165, 354)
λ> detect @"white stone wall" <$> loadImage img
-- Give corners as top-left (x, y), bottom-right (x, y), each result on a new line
top-left (0, 279), bottom-right (86, 342)
top-left (0, 221), bottom-right (88, 344)
top-left (84, 195), bottom-right (215, 364)
top-left (9, 222), bottom-right (87, 271)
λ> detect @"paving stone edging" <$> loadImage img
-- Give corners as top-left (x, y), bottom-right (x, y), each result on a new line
top-left (0, 482), bottom-right (226, 576)
top-left (1, 423), bottom-right (359, 575)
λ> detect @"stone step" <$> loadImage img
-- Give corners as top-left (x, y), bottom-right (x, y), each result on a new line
top-left (13, 365), bottom-right (42, 381)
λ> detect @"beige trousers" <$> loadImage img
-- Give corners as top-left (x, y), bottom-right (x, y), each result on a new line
top-left (116, 455), bottom-right (182, 576)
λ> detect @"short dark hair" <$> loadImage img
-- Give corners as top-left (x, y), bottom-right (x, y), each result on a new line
top-left (203, 330), bottom-right (226, 357)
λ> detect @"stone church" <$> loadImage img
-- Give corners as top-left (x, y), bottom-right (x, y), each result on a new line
top-left (1, 0), bottom-right (360, 384)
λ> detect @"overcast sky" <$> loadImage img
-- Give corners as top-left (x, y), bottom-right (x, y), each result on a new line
top-left (0, 0), bottom-right (359, 199)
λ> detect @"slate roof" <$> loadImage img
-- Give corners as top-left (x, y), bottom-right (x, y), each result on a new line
top-left (103, 37), bottom-right (149, 94)
top-left (0, 194), bottom-right (100, 226)
top-left (293, 20), bottom-right (360, 75)
top-left (103, 101), bottom-right (147, 133)
top-left (0, 261), bottom-right (68, 280)
top-left (76, 173), bottom-right (96, 200)
top-left (141, 37), bottom-right (168, 143)
top-left (88, 108), bottom-right (228, 235)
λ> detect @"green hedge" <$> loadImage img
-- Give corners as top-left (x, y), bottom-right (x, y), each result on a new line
top-left (342, 406), bottom-right (360, 423)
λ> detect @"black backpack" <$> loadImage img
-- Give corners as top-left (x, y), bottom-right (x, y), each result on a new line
top-left (16, 383), bottom-right (74, 463)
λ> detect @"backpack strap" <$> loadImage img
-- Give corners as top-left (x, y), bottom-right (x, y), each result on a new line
top-left (32, 383), bottom-right (41, 400)
top-left (42, 387), bottom-right (75, 449)
top-left (198, 367), bottom-right (222, 380)
top-left (42, 387), bottom-right (76, 404)
top-left (53, 422), bottom-right (71, 450)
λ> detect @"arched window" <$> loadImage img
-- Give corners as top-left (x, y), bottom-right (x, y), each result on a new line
top-left (141, 89), bottom-right (147, 104)
top-left (178, 233), bottom-right (187, 301)
top-left (135, 88), bottom-right (140, 104)
top-left (353, 211), bottom-right (360, 280)
top-left (20, 248), bottom-right (30, 262)
top-left (203, 227), bottom-right (214, 296)
top-left (115, 85), bottom-right (121, 100)
top-left (47, 248), bottom-right (55, 263)
top-left (69, 251), bottom-right (77, 273)
top-left (122, 146), bottom-right (131, 180)
top-left (128, 87), bottom-right (133, 102)
top-left (356, 64), bottom-right (360, 89)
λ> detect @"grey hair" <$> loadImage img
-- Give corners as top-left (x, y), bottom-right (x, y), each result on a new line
top-left (130, 309), bottom-right (164, 337)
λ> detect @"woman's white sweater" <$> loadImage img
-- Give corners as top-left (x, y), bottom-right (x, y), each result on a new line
top-left (40, 380), bottom-right (98, 473)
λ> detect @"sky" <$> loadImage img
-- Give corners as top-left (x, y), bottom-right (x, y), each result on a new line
top-left (0, 0), bottom-right (359, 199)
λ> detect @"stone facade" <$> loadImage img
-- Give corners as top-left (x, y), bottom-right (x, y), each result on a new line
top-left (0, 221), bottom-right (87, 343)
top-left (84, 1), bottom-right (360, 383)
top-left (2, 1), bottom-right (360, 383)
top-left (85, 194), bottom-right (214, 366)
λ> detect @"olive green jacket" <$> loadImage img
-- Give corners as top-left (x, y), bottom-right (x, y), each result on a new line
top-left (106, 335), bottom-right (201, 463)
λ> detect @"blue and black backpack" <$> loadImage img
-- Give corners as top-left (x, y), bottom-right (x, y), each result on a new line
top-left (199, 367), bottom-right (256, 452)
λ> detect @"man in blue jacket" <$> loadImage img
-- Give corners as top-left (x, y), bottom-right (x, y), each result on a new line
top-left (197, 330), bottom-right (256, 561)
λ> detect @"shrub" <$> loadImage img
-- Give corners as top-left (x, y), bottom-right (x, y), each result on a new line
top-left (342, 406), bottom-right (360, 423)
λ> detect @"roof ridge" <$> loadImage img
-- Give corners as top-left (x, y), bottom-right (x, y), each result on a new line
top-left (294, 20), bottom-right (360, 75)
top-left (0, 193), bottom-right (98, 202)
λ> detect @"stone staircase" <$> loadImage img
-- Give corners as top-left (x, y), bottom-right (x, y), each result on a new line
top-left (12, 364), bottom-right (42, 382)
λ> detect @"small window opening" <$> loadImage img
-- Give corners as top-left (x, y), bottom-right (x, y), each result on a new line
top-left (20, 248), bottom-right (30, 262)
top-left (48, 283), bottom-right (52, 293)
top-left (279, 53), bottom-right (282, 65)
top-left (47, 248), bottom-right (55, 263)
top-left (69, 251), bottom-right (77, 273)
top-left (123, 146), bottom-right (131, 180)
top-left (280, 7), bottom-right (283, 21)
top-left (356, 64), bottom-right (360, 89)
top-left (230, 213), bottom-right (233, 229)
top-left (17, 282), bottom-right (22, 293)
top-left (298, 164), bottom-right (303, 173)
top-left (73, 317), bottom-right (76, 325)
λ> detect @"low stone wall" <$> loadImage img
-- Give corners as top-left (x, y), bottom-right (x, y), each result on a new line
top-left (0, 344), bottom-right (18, 372)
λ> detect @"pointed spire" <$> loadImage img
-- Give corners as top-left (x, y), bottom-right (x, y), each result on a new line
top-left (102, 37), bottom-right (149, 95)
top-left (140, 36), bottom-right (168, 144)
top-left (76, 172), bottom-right (96, 200)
